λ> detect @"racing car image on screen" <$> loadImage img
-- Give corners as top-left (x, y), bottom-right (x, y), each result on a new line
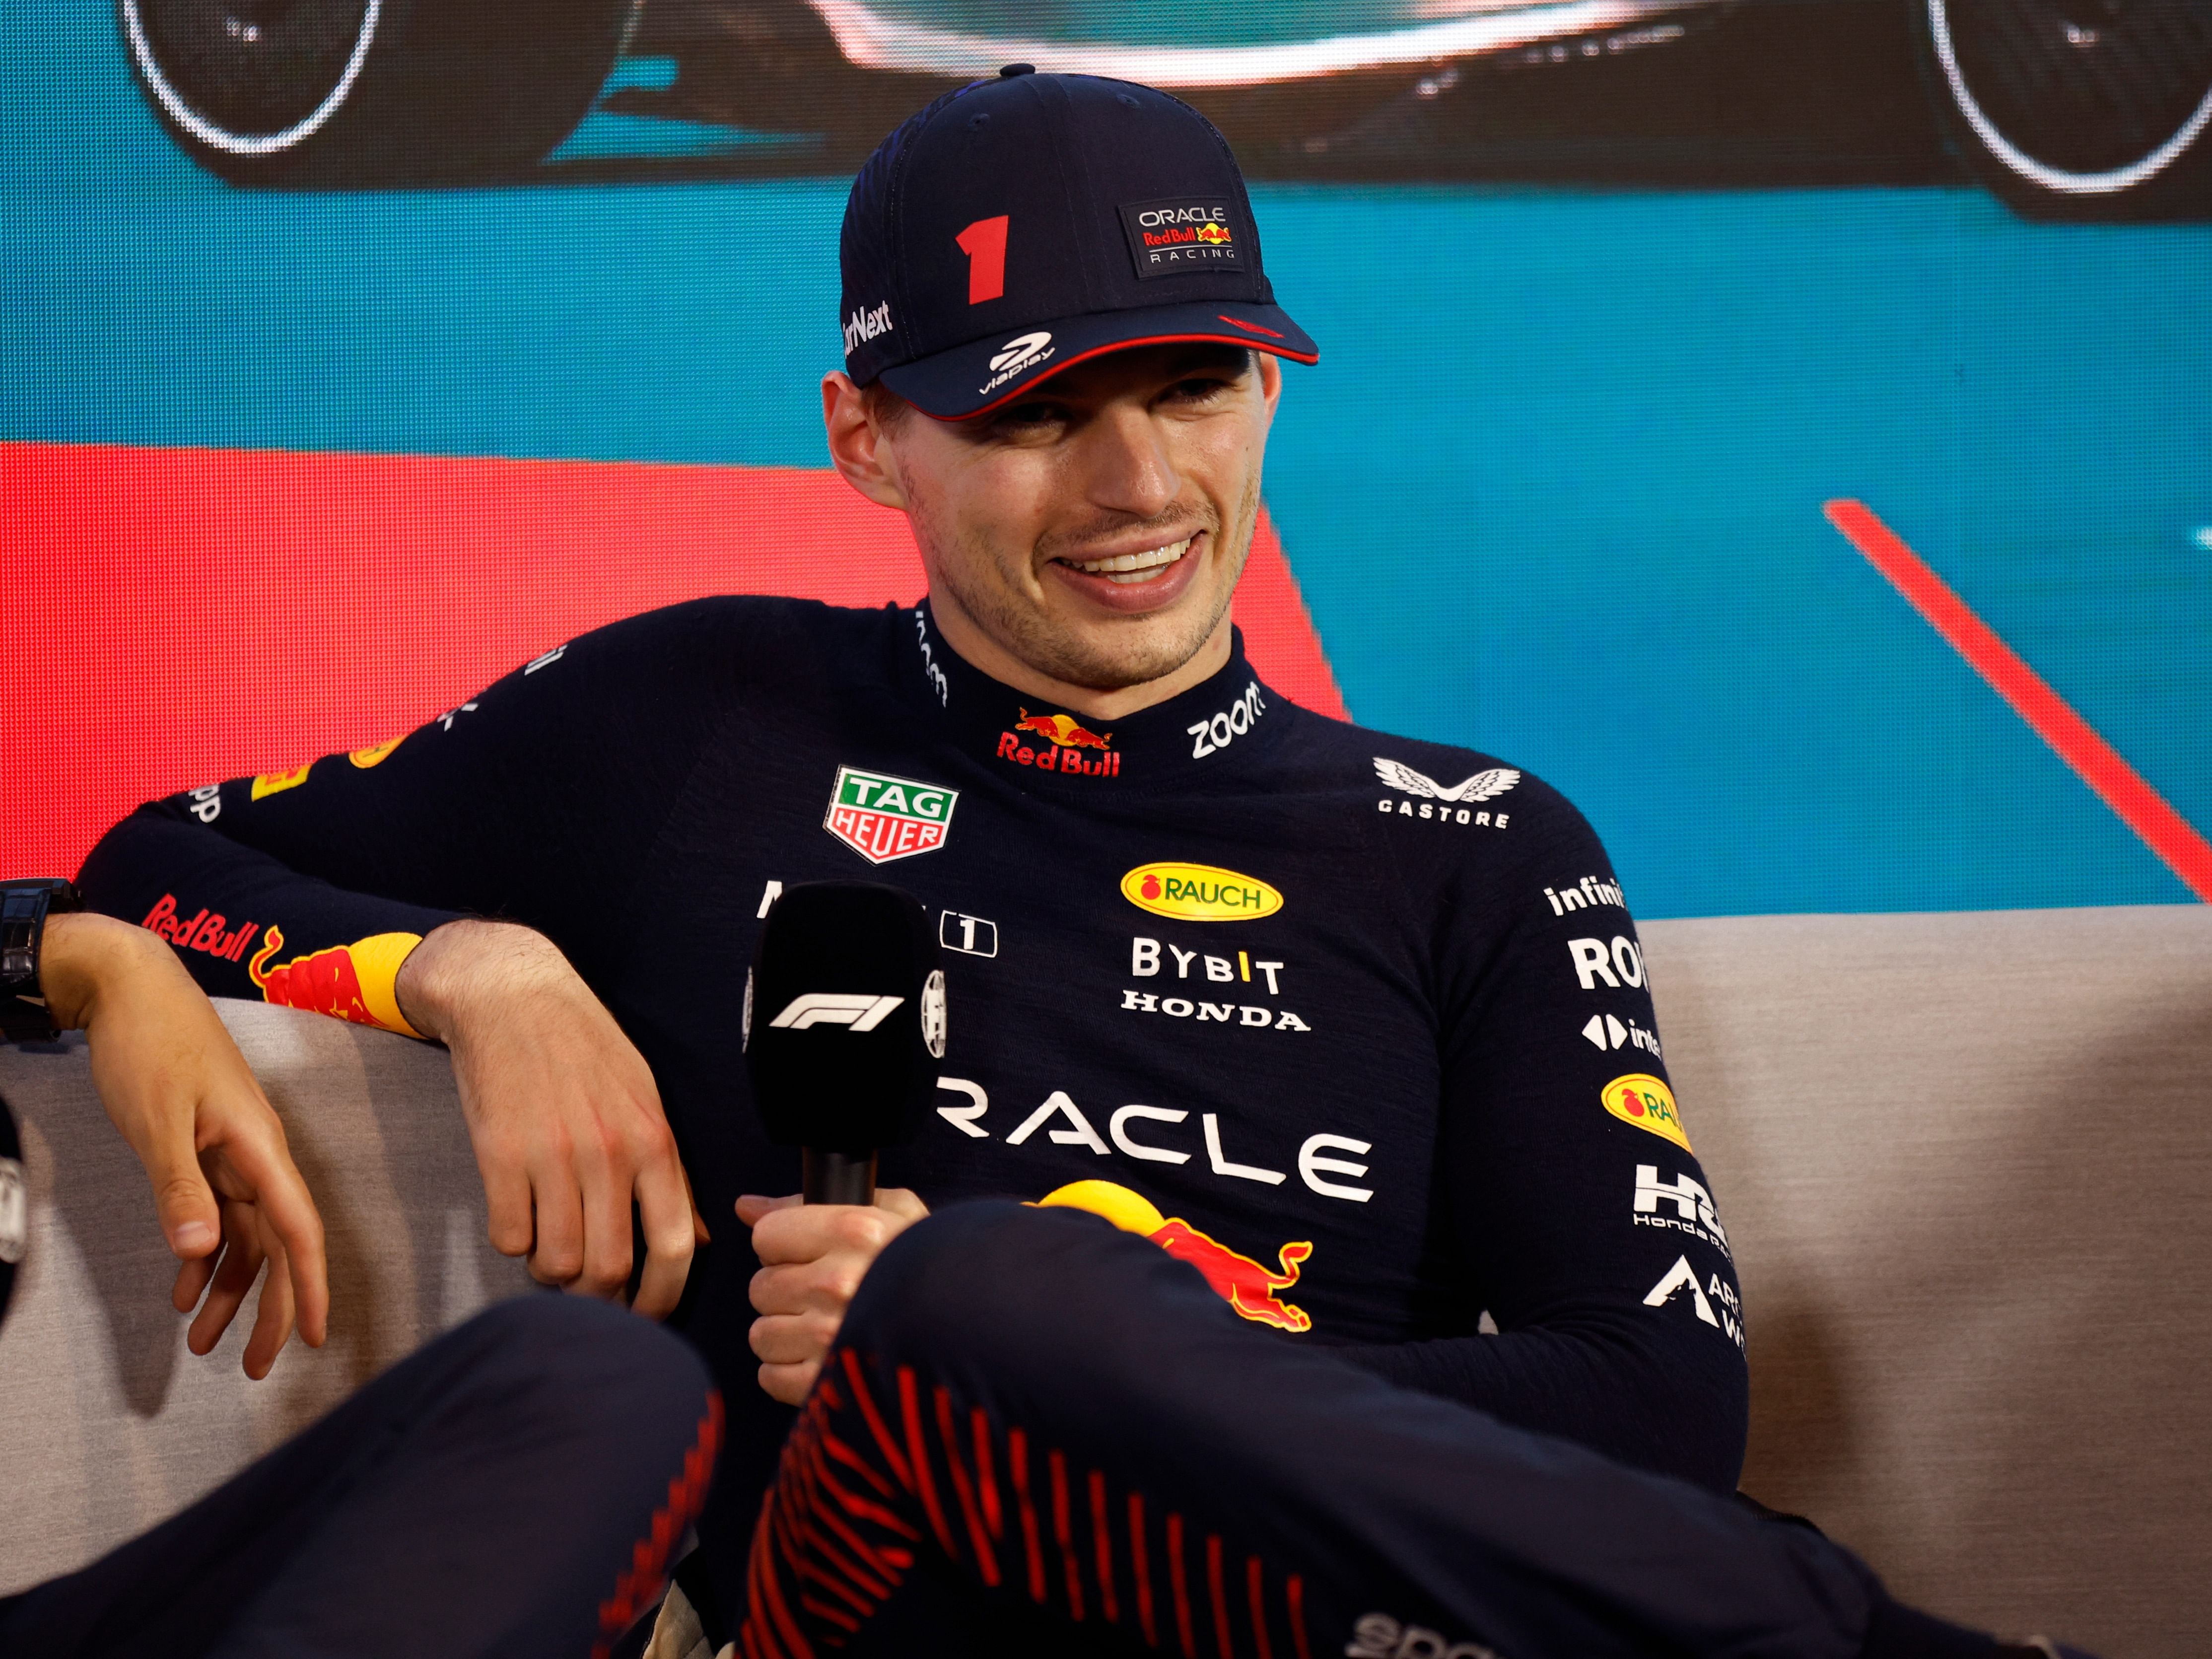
top-left (119, 0), bottom-right (2212, 218)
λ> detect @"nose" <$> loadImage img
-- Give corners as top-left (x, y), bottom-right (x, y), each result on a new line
top-left (1076, 399), bottom-right (1181, 523)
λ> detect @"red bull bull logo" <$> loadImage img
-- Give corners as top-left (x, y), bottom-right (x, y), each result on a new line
top-left (247, 925), bottom-right (425, 1037)
top-left (998, 709), bottom-right (1120, 777)
top-left (1037, 1180), bottom-right (1313, 1333)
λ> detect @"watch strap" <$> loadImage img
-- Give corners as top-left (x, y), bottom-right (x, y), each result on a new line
top-left (1, 880), bottom-right (83, 1044)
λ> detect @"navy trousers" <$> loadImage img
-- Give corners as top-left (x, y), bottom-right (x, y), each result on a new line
top-left (0, 1296), bottom-right (720, 1659)
top-left (736, 1202), bottom-right (2037, 1659)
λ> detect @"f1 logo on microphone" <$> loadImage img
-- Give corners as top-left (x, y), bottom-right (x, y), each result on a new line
top-left (769, 993), bottom-right (906, 1032)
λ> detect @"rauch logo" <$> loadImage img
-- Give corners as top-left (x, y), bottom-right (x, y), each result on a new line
top-left (1120, 862), bottom-right (1283, 922)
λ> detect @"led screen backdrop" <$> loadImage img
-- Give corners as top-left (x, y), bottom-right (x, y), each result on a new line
top-left (4, 0), bottom-right (2210, 917)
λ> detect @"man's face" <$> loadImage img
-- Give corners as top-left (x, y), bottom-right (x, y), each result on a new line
top-left (876, 344), bottom-right (1280, 693)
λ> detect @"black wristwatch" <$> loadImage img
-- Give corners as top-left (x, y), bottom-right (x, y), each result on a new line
top-left (1, 880), bottom-right (83, 1044)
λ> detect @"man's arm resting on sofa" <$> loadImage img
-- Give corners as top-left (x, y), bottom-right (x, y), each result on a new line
top-left (79, 808), bottom-right (700, 1316)
top-left (38, 909), bottom-right (329, 1378)
top-left (394, 919), bottom-right (707, 1318)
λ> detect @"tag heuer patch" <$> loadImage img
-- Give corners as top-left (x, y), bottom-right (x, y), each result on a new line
top-left (824, 765), bottom-right (959, 864)
top-left (1118, 197), bottom-right (1243, 280)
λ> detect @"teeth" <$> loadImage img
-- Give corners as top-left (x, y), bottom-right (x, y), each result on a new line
top-left (1071, 537), bottom-right (1192, 582)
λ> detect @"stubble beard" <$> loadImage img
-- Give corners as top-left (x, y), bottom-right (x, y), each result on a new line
top-left (914, 466), bottom-right (1261, 693)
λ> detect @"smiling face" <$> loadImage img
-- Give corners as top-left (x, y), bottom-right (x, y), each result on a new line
top-left (824, 343), bottom-right (1282, 717)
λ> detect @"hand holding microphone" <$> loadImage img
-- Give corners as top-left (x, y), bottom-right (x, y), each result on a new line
top-left (738, 881), bottom-right (946, 1404)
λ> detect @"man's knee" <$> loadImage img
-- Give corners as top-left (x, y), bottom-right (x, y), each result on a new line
top-left (843, 1200), bottom-right (1229, 1382)
top-left (446, 1294), bottom-right (713, 1431)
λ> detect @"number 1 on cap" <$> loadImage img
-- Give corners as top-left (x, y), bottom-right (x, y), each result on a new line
top-left (956, 215), bottom-right (1009, 304)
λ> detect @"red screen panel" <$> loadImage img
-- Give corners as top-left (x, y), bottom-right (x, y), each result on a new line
top-left (3, 441), bottom-right (1347, 880)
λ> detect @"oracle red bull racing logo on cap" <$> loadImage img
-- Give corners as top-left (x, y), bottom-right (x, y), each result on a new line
top-left (824, 765), bottom-right (959, 864)
top-left (1037, 1180), bottom-right (1313, 1332)
top-left (1119, 197), bottom-right (1244, 279)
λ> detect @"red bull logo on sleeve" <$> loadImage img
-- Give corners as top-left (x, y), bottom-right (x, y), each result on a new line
top-left (998, 709), bottom-right (1120, 777)
top-left (823, 764), bottom-right (959, 864)
top-left (142, 894), bottom-right (258, 961)
top-left (1037, 1179), bottom-right (1313, 1332)
top-left (247, 925), bottom-right (425, 1037)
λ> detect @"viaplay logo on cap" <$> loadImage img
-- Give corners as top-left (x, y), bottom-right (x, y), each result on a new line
top-left (978, 331), bottom-right (1054, 397)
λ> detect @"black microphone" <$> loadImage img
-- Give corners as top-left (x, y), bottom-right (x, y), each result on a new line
top-left (744, 881), bottom-right (946, 1204)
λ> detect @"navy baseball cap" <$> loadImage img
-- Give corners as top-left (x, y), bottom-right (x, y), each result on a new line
top-left (838, 66), bottom-right (1317, 420)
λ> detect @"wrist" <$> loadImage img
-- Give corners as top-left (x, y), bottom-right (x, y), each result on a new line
top-left (393, 918), bottom-right (564, 1044)
top-left (39, 911), bottom-right (168, 1034)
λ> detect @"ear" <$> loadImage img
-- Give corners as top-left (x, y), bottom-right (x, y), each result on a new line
top-left (1254, 351), bottom-right (1283, 425)
top-left (823, 372), bottom-right (910, 512)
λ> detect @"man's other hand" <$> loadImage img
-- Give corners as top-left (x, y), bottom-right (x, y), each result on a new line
top-left (742, 1189), bottom-right (928, 1405)
top-left (41, 911), bottom-right (330, 1379)
top-left (395, 919), bottom-right (703, 1317)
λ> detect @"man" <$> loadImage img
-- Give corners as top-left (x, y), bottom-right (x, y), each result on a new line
top-left (67, 69), bottom-right (2039, 1655)
top-left (0, 895), bottom-right (721, 1656)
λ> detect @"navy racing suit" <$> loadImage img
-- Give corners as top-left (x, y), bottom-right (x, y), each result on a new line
top-left (76, 595), bottom-right (1748, 1635)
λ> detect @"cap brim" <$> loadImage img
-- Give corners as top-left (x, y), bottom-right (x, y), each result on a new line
top-left (879, 300), bottom-right (1318, 421)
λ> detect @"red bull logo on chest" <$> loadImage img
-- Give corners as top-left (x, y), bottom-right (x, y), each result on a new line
top-left (998, 708), bottom-right (1121, 777)
top-left (824, 764), bottom-right (959, 864)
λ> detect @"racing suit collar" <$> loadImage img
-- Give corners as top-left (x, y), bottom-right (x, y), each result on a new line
top-left (904, 600), bottom-right (1282, 789)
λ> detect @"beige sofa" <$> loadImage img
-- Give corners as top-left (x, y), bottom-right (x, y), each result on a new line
top-left (3, 904), bottom-right (2207, 1656)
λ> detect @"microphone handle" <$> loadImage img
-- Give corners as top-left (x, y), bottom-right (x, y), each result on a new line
top-left (803, 1148), bottom-right (878, 1205)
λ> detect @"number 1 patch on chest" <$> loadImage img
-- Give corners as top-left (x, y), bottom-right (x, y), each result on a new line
top-left (824, 765), bottom-right (960, 864)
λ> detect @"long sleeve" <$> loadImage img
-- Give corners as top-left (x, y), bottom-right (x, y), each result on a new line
top-left (1339, 788), bottom-right (1749, 1493)
top-left (75, 601), bottom-right (744, 1032)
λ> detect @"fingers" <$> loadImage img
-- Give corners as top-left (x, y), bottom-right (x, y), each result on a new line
top-left (736, 1192), bottom-right (801, 1228)
top-left (757, 1359), bottom-right (820, 1408)
top-left (571, 1132), bottom-right (636, 1302)
top-left (876, 1186), bottom-right (930, 1223)
top-left (171, 1249), bottom-right (217, 1316)
top-left (746, 1200), bottom-right (899, 1268)
top-left (216, 1129), bottom-right (329, 1350)
top-left (752, 1311), bottom-right (835, 1407)
top-left (185, 1201), bottom-right (265, 1359)
top-left (526, 1169), bottom-right (587, 1289)
top-left (632, 1148), bottom-right (699, 1320)
top-left (479, 1156), bottom-right (537, 1261)
top-left (239, 1225), bottom-right (297, 1382)
top-left (142, 1115), bottom-right (221, 1263)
